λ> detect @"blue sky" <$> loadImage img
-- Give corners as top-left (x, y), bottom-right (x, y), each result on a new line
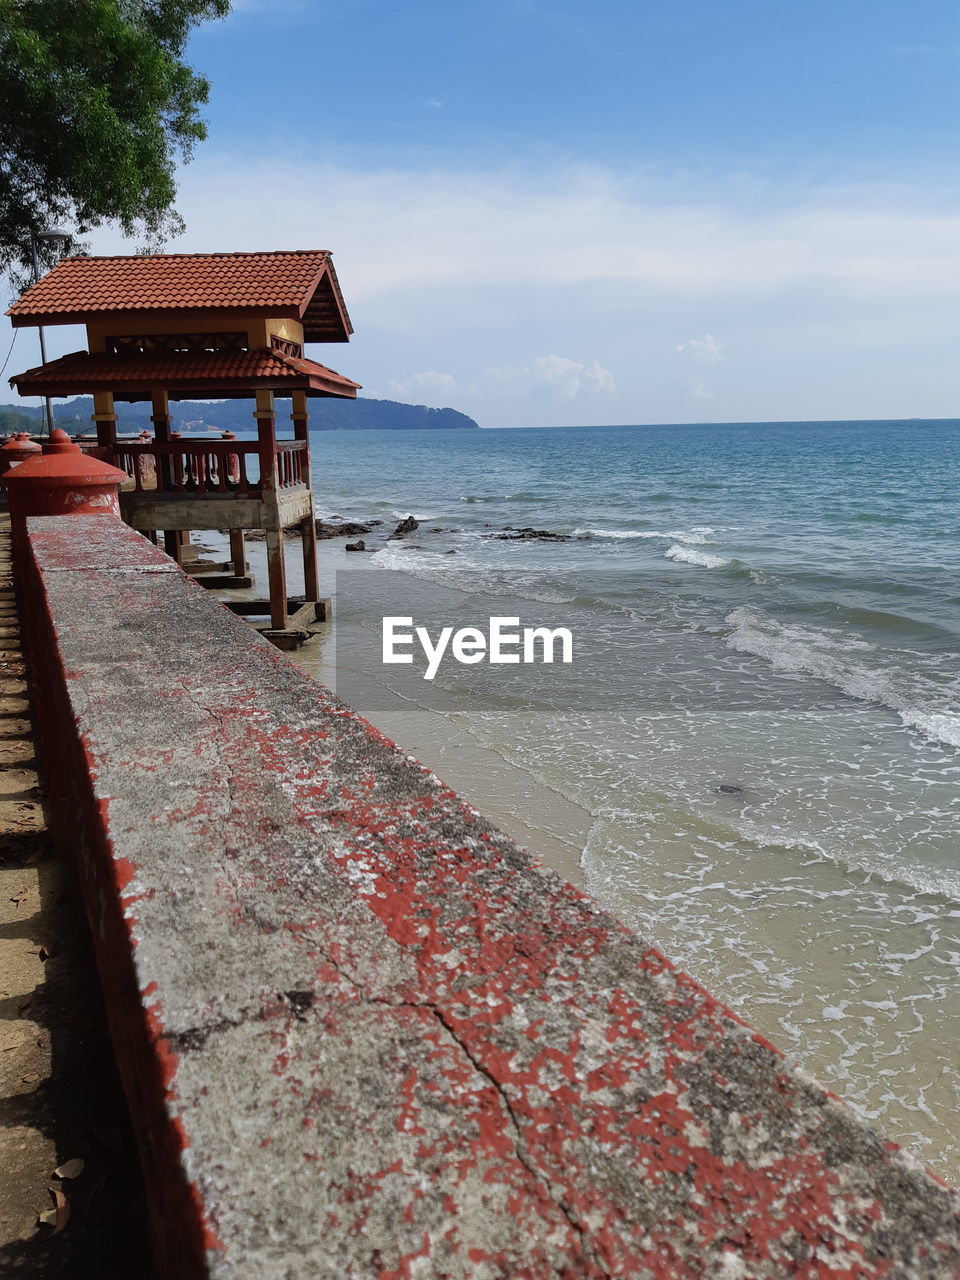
top-left (18, 0), bottom-right (960, 426)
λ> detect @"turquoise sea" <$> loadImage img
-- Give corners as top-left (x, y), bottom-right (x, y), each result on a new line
top-left (304, 418), bottom-right (960, 1177)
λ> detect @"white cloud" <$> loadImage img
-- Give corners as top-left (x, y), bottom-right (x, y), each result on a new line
top-left (677, 333), bottom-right (725, 362)
top-left (485, 354), bottom-right (616, 400)
top-left (149, 159), bottom-right (960, 310)
top-left (425, 98), bottom-right (445, 108)
top-left (388, 370), bottom-right (457, 401)
top-left (692, 382), bottom-right (714, 400)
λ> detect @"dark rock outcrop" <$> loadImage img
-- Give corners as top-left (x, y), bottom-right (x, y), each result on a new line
top-left (488, 526), bottom-right (571, 542)
top-left (315, 520), bottom-right (377, 540)
top-left (389, 516), bottom-right (419, 540)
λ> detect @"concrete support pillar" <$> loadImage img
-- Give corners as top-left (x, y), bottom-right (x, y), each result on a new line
top-left (264, 529), bottom-right (287, 631)
top-left (254, 391), bottom-right (287, 629)
top-left (229, 529), bottom-right (246, 578)
top-left (150, 389), bottom-right (179, 561)
top-left (300, 517), bottom-right (319, 605)
top-left (291, 390), bottom-right (319, 603)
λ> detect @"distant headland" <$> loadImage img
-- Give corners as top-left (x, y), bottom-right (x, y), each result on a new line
top-left (0, 395), bottom-right (480, 434)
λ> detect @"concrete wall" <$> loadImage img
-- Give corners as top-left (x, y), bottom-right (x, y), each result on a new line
top-left (20, 515), bottom-right (960, 1279)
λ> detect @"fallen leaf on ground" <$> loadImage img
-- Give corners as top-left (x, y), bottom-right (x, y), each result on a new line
top-left (20, 1071), bottom-right (40, 1083)
top-left (38, 1188), bottom-right (70, 1235)
top-left (54, 1158), bottom-right (85, 1180)
top-left (9, 887), bottom-right (28, 906)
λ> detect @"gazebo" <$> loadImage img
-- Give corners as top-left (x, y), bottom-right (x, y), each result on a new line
top-left (6, 250), bottom-right (360, 641)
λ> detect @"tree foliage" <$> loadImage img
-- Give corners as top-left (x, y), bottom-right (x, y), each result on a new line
top-left (0, 0), bottom-right (230, 274)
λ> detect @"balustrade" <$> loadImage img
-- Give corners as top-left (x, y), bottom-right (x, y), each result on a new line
top-left (108, 438), bottom-right (307, 496)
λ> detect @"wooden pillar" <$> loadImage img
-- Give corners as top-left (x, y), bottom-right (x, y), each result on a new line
top-left (254, 389), bottom-right (277, 493)
top-left (151, 389), bottom-right (171, 443)
top-left (150, 389), bottom-right (179, 562)
top-left (254, 391), bottom-right (286, 629)
top-left (92, 391), bottom-right (118, 451)
top-left (291, 390), bottom-right (309, 441)
top-left (291, 390), bottom-right (319, 602)
top-left (229, 529), bottom-right (246, 578)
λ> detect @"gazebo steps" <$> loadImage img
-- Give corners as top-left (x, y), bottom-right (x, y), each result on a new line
top-left (223, 597), bottom-right (331, 650)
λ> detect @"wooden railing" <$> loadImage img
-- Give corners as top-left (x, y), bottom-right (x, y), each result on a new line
top-left (111, 439), bottom-right (308, 496)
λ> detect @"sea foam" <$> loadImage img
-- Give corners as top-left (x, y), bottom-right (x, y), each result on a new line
top-left (726, 606), bottom-right (960, 749)
top-left (665, 544), bottom-right (730, 569)
top-left (575, 526), bottom-right (717, 543)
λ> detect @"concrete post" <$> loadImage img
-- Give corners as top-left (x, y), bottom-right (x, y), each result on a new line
top-left (0, 432), bottom-right (43, 476)
top-left (221, 431), bottom-right (241, 486)
top-left (0, 429), bottom-right (127, 563)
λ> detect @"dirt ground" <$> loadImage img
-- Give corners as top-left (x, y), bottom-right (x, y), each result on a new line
top-left (0, 510), bottom-right (152, 1277)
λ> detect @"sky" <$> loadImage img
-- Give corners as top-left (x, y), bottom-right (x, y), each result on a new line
top-left (11, 0), bottom-right (960, 426)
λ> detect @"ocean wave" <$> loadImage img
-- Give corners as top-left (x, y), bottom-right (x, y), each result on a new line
top-left (368, 539), bottom-right (578, 604)
top-left (389, 509), bottom-right (441, 521)
top-left (576, 526), bottom-right (717, 544)
top-left (725, 606), bottom-right (960, 749)
top-left (665, 544), bottom-right (730, 569)
top-left (574, 528), bottom-right (670, 540)
top-left (460, 492), bottom-right (552, 504)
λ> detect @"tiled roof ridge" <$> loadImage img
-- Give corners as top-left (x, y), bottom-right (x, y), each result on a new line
top-left (50, 249), bottom-right (331, 262)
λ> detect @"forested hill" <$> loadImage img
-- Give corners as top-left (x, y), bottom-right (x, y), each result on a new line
top-left (0, 396), bottom-right (480, 434)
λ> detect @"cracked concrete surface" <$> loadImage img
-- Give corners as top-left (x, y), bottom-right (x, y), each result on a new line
top-left (20, 516), bottom-right (960, 1280)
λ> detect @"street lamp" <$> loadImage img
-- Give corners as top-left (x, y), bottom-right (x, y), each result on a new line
top-left (29, 227), bottom-right (70, 435)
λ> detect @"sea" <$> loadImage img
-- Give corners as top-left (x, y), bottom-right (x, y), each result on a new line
top-left (295, 418), bottom-right (960, 1178)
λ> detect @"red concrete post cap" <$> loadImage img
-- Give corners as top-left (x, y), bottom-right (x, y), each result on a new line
top-left (2, 433), bottom-right (41, 453)
top-left (42, 428), bottom-right (81, 455)
top-left (1, 445), bottom-right (128, 490)
top-left (0, 432), bottom-right (43, 476)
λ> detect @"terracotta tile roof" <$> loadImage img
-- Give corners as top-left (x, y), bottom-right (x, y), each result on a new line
top-left (6, 251), bottom-right (353, 341)
top-left (9, 348), bottom-right (361, 401)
